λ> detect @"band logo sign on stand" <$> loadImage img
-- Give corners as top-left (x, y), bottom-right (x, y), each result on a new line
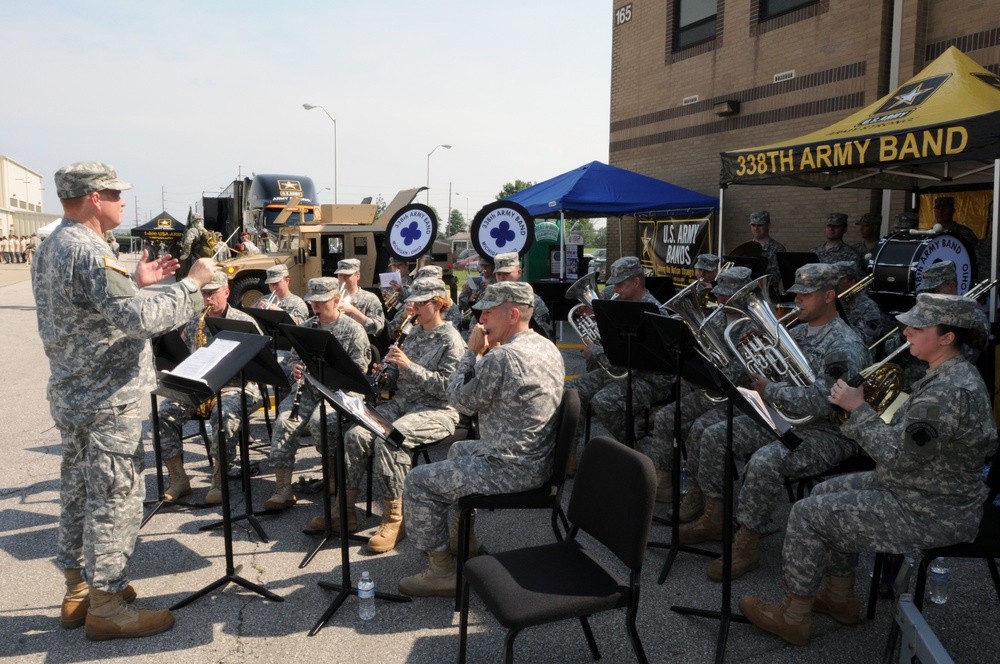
top-left (470, 201), bottom-right (535, 258)
top-left (386, 204), bottom-right (437, 260)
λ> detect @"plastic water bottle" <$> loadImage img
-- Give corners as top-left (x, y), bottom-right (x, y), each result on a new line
top-left (928, 558), bottom-right (950, 605)
top-left (358, 571), bottom-right (375, 620)
top-left (679, 460), bottom-right (688, 495)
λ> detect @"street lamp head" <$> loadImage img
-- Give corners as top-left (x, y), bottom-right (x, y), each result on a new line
top-left (442, 144), bottom-right (452, 149)
top-left (303, 103), bottom-right (317, 110)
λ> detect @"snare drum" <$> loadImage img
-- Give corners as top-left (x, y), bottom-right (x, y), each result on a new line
top-left (869, 232), bottom-right (976, 313)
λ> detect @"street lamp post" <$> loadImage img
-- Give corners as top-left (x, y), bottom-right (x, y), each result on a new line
top-left (426, 144), bottom-right (451, 206)
top-left (302, 104), bottom-right (338, 204)
top-left (455, 192), bottom-right (470, 228)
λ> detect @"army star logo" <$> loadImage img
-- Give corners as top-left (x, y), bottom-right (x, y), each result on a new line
top-left (277, 180), bottom-right (302, 192)
top-left (641, 225), bottom-right (653, 260)
top-left (872, 74), bottom-right (950, 115)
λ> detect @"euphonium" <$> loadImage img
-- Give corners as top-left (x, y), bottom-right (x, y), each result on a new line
top-left (662, 280), bottom-right (731, 368)
top-left (565, 271), bottom-right (625, 379)
top-left (193, 307), bottom-right (218, 418)
top-left (722, 275), bottom-right (817, 426)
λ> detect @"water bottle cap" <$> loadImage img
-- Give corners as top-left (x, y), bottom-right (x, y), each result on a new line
top-left (361, 571), bottom-right (370, 578)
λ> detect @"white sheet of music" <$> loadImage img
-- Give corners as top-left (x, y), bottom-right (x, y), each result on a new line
top-left (169, 339), bottom-right (239, 380)
top-left (736, 386), bottom-right (792, 435)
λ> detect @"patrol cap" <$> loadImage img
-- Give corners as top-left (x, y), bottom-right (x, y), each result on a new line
top-left (303, 277), bottom-right (340, 302)
top-left (493, 252), bottom-right (521, 274)
top-left (857, 212), bottom-right (881, 226)
top-left (479, 254), bottom-right (495, 266)
top-left (55, 161), bottom-right (133, 199)
top-left (896, 292), bottom-right (979, 329)
top-left (405, 277), bottom-right (448, 303)
top-left (264, 264), bottom-right (289, 284)
top-left (712, 266), bottom-right (752, 297)
top-left (190, 213), bottom-right (205, 224)
top-left (749, 211), bottom-right (770, 225)
top-left (414, 265), bottom-right (444, 280)
top-left (826, 213), bottom-right (848, 227)
top-left (834, 260), bottom-right (860, 281)
top-left (918, 261), bottom-right (956, 293)
top-left (201, 271), bottom-right (229, 292)
top-left (693, 253), bottom-right (720, 271)
top-left (606, 256), bottom-right (642, 285)
top-left (893, 211), bottom-right (918, 229)
top-left (934, 196), bottom-right (955, 209)
top-left (472, 281), bottom-right (535, 310)
top-left (786, 263), bottom-right (840, 294)
top-left (334, 258), bottom-right (361, 275)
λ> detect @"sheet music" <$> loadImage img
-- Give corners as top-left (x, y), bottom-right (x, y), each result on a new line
top-left (169, 339), bottom-right (239, 380)
top-left (736, 386), bottom-right (792, 436)
top-left (336, 390), bottom-right (388, 435)
top-left (379, 272), bottom-right (402, 289)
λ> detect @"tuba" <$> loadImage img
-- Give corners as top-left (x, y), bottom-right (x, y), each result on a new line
top-left (722, 275), bottom-right (817, 426)
top-left (193, 307), bottom-right (218, 418)
top-left (565, 272), bottom-right (625, 378)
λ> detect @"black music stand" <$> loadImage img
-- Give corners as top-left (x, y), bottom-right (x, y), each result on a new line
top-left (304, 375), bottom-right (410, 635)
top-left (155, 331), bottom-right (284, 609)
top-left (279, 323), bottom-right (375, 569)
top-left (198, 317), bottom-right (288, 540)
top-left (242, 307), bottom-right (295, 355)
top-left (143, 330), bottom-right (207, 527)
top-left (591, 299), bottom-right (660, 448)
top-left (776, 252), bottom-right (818, 293)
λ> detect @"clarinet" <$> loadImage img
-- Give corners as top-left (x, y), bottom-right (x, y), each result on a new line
top-left (288, 315), bottom-right (319, 421)
top-left (372, 313), bottom-right (415, 387)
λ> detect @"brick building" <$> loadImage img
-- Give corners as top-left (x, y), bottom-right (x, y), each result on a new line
top-left (607, 1), bottom-right (1000, 262)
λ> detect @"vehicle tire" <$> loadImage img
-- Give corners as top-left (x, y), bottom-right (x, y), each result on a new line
top-left (230, 276), bottom-right (268, 308)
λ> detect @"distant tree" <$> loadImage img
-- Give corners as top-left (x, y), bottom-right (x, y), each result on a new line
top-left (447, 209), bottom-right (466, 237)
top-left (495, 180), bottom-right (535, 200)
top-left (567, 218), bottom-right (599, 246)
top-left (373, 194), bottom-right (388, 220)
top-left (593, 226), bottom-right (607, 248)
top-left (186, 205), bottom-right (194, 224)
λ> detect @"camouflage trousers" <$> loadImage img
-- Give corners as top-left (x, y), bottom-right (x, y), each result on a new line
top-left (782, 471), bottom-right (969, 596)
top-left (268, 386), bottom-right (342, 469)
top-left (694, 413), bottom-right (856, 529)
top-left (341, 400), bottom-right (459, 501)
top-left (568, 369), bottom-right (674, 445)
top-left (156, 384), bottom-right (261, 464)
top-left (54, 401), bottom-right (146, 593)
top-left (643, 388), bottom-right (715, 472)
top-left (404, 441), bottom-right (549, 552)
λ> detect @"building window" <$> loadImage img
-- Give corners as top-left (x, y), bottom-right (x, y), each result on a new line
top-left (761, 0), bottom-right (817, 19)
top-left (676, 0), bottom-right (716, 50)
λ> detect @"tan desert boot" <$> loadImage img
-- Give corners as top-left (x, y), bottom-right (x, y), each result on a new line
top-left (707, 527), bottom-right (760, 581)
top-left (163, 455), bottom-right (191, 502)
top-left (813, 574), bottom-right (860, 625)
top-left (61, 569), bottom-right (137, 629)
top-left (367, 498), bottom-right (406, 553)
top-left (307, 488), bottom-right (359, 532)
top-left (398, 550), bottom-right (456, 598)
top-left (84, 588), bottom-right (175, 641)
top-left (739, 591), bottom-right (813, 646)
top-left (263, 466), bottom-right (297, 510)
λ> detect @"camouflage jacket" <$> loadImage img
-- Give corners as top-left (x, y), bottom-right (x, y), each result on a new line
top-left (385, 322), bottom-right (465, 413)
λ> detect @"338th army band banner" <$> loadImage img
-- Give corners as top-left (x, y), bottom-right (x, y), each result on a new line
top-left (639, 216), bottom-right (712, 286)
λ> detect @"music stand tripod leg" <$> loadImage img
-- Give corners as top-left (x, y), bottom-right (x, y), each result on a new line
top-left (172, 394), bottom-right (283, 610)
top-left (143, 392), bottom-right (203, 528)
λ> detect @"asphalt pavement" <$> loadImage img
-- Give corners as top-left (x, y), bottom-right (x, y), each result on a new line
top-left (0, 259), bottom-right (995, 663)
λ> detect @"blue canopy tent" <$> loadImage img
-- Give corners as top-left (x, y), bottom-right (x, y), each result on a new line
top-left (505, 160), bottom-right (718, 278)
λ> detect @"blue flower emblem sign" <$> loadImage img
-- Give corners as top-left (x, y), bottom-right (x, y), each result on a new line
top-left (471, 201), bottom-right (535, 260)
top-left (387, 204), bottom-right (437, 260)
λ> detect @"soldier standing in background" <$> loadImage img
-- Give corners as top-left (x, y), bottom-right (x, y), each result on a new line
top-left (748, 211), bottom-right (787, 298)
top-left (852, 212), bottom-right (882, 261)
top-left (33, 161), bottom-right (216, 640)
top-left (812, 213), bottom-right (864, 270)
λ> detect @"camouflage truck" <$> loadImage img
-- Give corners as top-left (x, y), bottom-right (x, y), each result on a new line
top-left (220, 187), bottom-right (454, 307)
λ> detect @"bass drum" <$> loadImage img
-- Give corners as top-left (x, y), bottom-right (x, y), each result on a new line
top-left (868, 231), bottom-right (976, 314)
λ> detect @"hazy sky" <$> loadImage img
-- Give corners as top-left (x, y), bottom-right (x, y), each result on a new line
top-left (5, 1), bottom-right (612, 227)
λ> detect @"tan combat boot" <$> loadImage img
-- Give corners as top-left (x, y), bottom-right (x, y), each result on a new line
top-left (813, 574), bottom-right (860, 625)
top-left (84, 588), bottom-right (175, 641)
top-left (679, 480), bottom-right (704, 523)
top-left (204, 464), bottom-right (224, 505)
top-left (739, 591), bottom-right (814, 646)
top-left (162, 455), bottom-right (191, 502)
top-left (61, 569), bottom-right (138, 629)
top-left (708, 527), bottom-right (760, 581)
top-left (449, 511), bottom-right (481, 559)
top-left (307, 488), bottom-right (359, 532)
top-left (368, 498), bottom-right (405, 553)
top-left (678, 496), bottom-right (724, 544)
top-left (397, 550), bottom-right (456, 598)
top-left (655, 469), bottom-right (673, 504)
top-left (264, 466), bottom-right (297, 511)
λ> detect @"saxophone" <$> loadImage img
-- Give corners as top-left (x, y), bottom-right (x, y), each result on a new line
top-left (193, 307), bottom-right (217, 418)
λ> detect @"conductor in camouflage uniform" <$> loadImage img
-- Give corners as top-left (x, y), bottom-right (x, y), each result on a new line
top-left (492, 251), bottom-right (554, 339)
top-left (566, 256), bottom-right (673, 468)
top-left (155, 272), bottom-right (263, 506)
top-left (741, 293), bottom-right (997, 646)
top-left (264, 277), bottom-right (371, 518)
top-left (34, 161), bottom-right (217, 640)
top-left (399, 282), bottom-right (564, 597)
top-left (680, 264), bottom-right (870, 583)
top-left (335, 277), bottom-right (465, 550)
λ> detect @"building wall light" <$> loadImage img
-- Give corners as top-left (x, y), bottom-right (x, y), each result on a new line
top-left (713, 100), bottom-right (740, 117)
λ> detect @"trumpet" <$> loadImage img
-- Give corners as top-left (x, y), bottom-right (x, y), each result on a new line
top-left (383, 287), bottom-right (401, 317)
top-left (338, 284), bottom-right (352, 309)
top-left (565, 271), bottom-right (625, 378)
top-left (372, 313), bottom-right (416, 387)
top-left (257, 291), bottom-right (278, 309)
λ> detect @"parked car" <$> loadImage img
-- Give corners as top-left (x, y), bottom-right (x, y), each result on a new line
top-left (589, 248), bottom-right (607, 282)
top-left (454, 248), bottom-right (480, 272)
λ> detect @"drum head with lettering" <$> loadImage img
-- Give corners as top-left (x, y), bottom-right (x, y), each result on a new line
top-left (386, 204), bottom-right (437, 260)
top-left (470, 201), bottom-right (535, 259)
top-left (870, 231), bottom-right (975, 313)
